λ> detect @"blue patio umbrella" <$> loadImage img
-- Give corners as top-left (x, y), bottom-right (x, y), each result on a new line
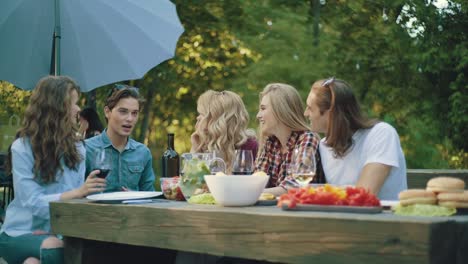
top-left (0, 0), bottom-right (184, 92)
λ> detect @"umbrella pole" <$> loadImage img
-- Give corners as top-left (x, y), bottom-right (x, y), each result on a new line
top-left (51, 0), bottom-right (61, 76)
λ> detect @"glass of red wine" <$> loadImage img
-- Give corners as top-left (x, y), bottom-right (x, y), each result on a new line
top-left (93, 148), bottom-right (112, 179)
top-left (232, 150), bottom-right (254, 175)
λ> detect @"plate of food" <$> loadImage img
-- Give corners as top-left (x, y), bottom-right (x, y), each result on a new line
top-left (255, 192), bottom-right (278, 206)
top-left (278, 184), bottom-right (382, 213)
top-left (86, 191), bottom-right (163, 201)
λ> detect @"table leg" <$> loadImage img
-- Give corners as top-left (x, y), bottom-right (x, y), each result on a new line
top-left (63, 237), bottom-right (83, 264)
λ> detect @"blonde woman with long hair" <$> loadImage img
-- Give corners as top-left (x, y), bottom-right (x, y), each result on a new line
top-left (0, 76), bottom-right (105, 264)
top-left (256, 83), bottom-right (324, 196)
top-left (191, 90), bottom-right (258, 174)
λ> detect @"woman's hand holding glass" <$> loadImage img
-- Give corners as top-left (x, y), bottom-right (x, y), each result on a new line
top-left (88, 148), bottom-right (112, 194)
top-left (288, 147), bottom-right (317, 187)
top-left (60, 170), bottom-right (106, 200)
top-left (81, 170), bottom-right (107, 196)
top-left (92, 148), bottom-right (112, 179)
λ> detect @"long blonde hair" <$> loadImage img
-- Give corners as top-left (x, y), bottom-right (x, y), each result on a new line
top-left (258, 83), bottom-right (310, 146)
top-left (193, 90), bottom-right (255, 173)
top-left (17, 76), bottom-right (82, 183)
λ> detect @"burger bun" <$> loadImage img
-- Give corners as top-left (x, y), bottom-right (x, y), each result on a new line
top-left (426, 177), bottom-right (465, 193)
top-left (398, 189), bottom-right (437, 206)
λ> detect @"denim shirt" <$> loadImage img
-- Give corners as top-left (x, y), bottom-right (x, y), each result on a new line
top-left (84, 130), bottom-right (155, 192)
top-left (1, 138), bottom-right (85, 236)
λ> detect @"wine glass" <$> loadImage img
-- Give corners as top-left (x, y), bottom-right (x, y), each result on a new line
top-left (208, 151), bottom-right (226, 174)
top-left (232, 150), bottom-right (254, 175)
top-left (93, 148), bottom-right (112, 179)
top-left (288, 147), bottom-right (316, 187)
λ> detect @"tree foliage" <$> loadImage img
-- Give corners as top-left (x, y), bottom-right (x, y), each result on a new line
top-left (0, 0), bottom-right (466, 169)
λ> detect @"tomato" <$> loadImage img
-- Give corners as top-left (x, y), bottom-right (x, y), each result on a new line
top-left (278, 185), bottom-right (380, 209)
top-left (345, 187), bottom-right (380, 206)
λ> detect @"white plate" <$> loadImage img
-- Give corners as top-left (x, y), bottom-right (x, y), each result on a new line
top-left (380, 200), bottom-right (399, 208)
top-left (309, 184), bottom-right (353, 188)
top-left (86, 191), bottom-right (162, 201)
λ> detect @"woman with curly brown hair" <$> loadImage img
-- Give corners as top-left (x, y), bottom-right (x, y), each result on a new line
top-left (0, 76), bottom-right (106, 264)
top-left (191, 90), bottom-right (258, 174)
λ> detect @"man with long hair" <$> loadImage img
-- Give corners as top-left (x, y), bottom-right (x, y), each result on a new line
top-left (305, 77), bottom-right (407, 199)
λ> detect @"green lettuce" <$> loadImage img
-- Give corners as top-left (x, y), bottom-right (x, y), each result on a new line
top-left (393, 204), bottom-right (456, 216)
top-left (188, 193), bottom-right (216, 204)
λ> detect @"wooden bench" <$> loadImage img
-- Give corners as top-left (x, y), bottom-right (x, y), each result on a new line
top-left (407, 169), bottom-right (468, 189)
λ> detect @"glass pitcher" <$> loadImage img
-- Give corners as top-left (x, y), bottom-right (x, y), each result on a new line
top-left (179, 152), bottom-right (226, 200)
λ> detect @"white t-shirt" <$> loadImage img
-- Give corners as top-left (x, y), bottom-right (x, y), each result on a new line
top-left (319, 122), bottom-right (407, 200)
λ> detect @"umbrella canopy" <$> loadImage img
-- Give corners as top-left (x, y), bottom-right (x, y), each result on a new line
top-left (0, 0), bottom-right (184, 92)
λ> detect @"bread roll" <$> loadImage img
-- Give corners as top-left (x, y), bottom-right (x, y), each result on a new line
top-left (437, 191), bottom-right (468, 202)
top-left (426, 177), bottom-right (465, 193)
top-left (398, 189), bottom-right (437, 206)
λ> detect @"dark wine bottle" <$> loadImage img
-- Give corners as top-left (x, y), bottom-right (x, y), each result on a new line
top-left (161, 133), bottom-right (179, 178)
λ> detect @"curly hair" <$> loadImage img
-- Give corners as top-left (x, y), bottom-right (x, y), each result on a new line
top-left (17, 75), bottom-right (82, 183)
top-left (193, 90), bottom-right (255, 173)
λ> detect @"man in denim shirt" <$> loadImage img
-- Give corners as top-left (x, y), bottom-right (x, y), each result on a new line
top-left (85, 85), bottom-right (155, 192)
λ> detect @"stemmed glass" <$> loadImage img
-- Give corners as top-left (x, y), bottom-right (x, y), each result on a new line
top-left (232, 150), bottom-right (254, 175)
top-left (209, 151), bottom-right (226, 174)
top-left (288, 147), bottom-right (316, 187)
top-left (93, 148), bottom-right (112, 179)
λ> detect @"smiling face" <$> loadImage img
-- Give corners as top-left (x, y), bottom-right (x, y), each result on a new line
top-left (256, 94), bottom-right (278, 136)
top-left (105, 97), bottom-right (139, 139)
top-left (305, 90), bottom-right (329, 134)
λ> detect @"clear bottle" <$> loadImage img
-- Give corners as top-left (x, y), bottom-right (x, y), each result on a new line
top-left (161, 133), bottom-right (179, 178)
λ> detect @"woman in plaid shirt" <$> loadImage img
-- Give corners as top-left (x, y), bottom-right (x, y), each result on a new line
top-left (255, 83), bottom-right (324, 196)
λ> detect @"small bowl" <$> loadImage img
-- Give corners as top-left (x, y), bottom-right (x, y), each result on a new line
top-left (204, 174), bottom-right (269, 206)
top-left (160, 177), bottom-right (185, 201)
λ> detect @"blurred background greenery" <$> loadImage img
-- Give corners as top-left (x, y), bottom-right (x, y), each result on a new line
top-left (1, 0), bottom-right (467, 182)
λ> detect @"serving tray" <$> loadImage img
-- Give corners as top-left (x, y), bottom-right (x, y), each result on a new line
top-left (281, 202), bottom-right (383, 214)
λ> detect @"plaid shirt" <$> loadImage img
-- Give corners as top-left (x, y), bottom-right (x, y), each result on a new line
top-left (255, 131), bottom-right (325, 188)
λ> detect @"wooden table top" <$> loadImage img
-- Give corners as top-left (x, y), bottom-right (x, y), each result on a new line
top-left (50, 199), bottom-right (468, 264)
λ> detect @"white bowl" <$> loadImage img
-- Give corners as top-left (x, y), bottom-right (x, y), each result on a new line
top-left (204, 174), bottom-right (269, 206)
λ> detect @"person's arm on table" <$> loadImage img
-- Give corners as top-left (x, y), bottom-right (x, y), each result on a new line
top-left (356, 163), bottom-right (391, 195)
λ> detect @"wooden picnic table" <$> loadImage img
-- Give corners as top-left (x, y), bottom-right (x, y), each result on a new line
top-left (50, 199), bottom-right (468, 264)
